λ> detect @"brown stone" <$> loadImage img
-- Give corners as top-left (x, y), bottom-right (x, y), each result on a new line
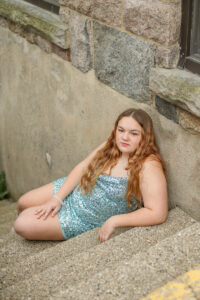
top-left (123, 0), bottom-right (181, 46)
top-left (178, 109), bottom-right (200, 134)
top-left (52, 44), bottom-right (70, 61)
top-left (155, 43), bottom-right (180, 68)
top-left (59, 0), bottom-right (122, 27)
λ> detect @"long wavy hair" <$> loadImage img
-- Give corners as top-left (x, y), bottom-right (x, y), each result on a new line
top-left (79, 108), bottom-right (165, 208)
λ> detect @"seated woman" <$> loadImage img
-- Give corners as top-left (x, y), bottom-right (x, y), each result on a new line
top-left (14, 108), bottom-right (168, 243)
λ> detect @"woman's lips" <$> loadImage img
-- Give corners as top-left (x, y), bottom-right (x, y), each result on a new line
top-left (121, 142), bottom-right (129, 146)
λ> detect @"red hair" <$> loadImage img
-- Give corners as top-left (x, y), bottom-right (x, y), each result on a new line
top-left (79, 108), bottom-right (165, 208)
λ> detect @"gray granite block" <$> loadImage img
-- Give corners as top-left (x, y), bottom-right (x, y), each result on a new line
top-left (69, 11), bottom-right (92, 73)
top-left (54, 223), bottom-right (200, 300)
top-left (155, 96), bottom-right (178, 123)
top-left (1, 208), bottom-right (197, 298)
top-left (93, 22), bottom-right (155, 101)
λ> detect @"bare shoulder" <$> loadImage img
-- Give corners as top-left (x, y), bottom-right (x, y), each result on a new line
top-left (140, 155), bottom-right (166, 183)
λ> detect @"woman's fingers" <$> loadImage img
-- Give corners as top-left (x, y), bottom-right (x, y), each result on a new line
top-left (51, 206), bottom-right (60, 217)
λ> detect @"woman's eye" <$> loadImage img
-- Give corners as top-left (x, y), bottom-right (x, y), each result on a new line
top-left (118, 129), bottom-right (124, 132)
top-left (131, 132), bottom-right (138, 136)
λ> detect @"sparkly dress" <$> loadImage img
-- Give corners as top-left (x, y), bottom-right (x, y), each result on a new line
top-left (54, 175), bottom-right (138, 240)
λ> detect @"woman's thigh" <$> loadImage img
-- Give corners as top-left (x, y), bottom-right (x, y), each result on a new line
top-left (14, 206), bottom-right (65, 241)
top-left (18, 181), bottom-right (54, 212)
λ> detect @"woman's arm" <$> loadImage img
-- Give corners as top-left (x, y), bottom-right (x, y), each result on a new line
top-left (98, 159), bottom-right (168, 242)
top-left (35, 141), bottom-right (106, 219)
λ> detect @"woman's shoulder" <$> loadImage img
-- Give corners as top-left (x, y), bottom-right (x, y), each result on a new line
top-left (140, 154), bottom-right (165, 180)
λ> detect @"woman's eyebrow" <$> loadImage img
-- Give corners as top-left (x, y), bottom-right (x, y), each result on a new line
top-left (118, 126), bottom-right (141, 132)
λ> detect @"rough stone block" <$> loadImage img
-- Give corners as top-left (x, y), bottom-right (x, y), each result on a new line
top-left (0, 0), bottom-right (69, 49)
top-left (178, 108), bottom-right (200, 134)
top-left (59, 0), bottom-right (122, 27)
top-left (156, 43), bottom-right (180, 68)
top-left (93, 22), bottom-right (155, 101)
top-left (150, 68), bottom-right (200, 118)
top-left (155, 96), bottom-right (178, 123)
top-left (123, 0), bottom-right (181, 46)
top-left (69, 12), bottom-right (92, 72)
top-left (59, 5), bottom-right (70, 24)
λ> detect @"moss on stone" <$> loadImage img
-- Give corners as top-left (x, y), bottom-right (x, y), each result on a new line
top-left (0, 0), bottom-right (69, 48)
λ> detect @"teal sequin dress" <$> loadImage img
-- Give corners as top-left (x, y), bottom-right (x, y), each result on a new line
top-left (54, 175), bottom-right (138, 240)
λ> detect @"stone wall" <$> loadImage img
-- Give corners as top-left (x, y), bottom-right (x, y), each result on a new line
top-left (0, 0), bottom-right (200, 220)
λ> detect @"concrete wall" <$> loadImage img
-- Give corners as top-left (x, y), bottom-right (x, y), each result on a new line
top-left (0, 27), bottom-right (200, 220)
top-left (0, 0), bottom-right (200, 220)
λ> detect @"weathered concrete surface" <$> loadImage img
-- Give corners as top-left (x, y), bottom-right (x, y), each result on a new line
top-left (60, 0), bottom-right (122, 27)
top-left (0, 27), bottom-right (200, 220)
top-left (123, 0), bottom-right (181, 45)
top-left (93, 22), bottom-right (155, 101)
top-left (150, 67), bottom-right (200, 118)
top-left (1, 209), bottom-right (198, 298)
top-left (51, 223), bottom-right (200, 299)
top-left (0, 0), bottom-right (69, 49)
top-left (1, 208), bottom-right (195, 289)
top-left (69, 11), bottom-right (92, 72)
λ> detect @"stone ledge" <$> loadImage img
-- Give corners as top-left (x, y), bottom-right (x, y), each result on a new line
top-left (0, 0), bottom-right (69, 49)
top-left (150, 67), bottom-right (200, 118)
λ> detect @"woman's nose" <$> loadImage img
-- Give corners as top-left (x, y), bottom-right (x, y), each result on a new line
top-left (122, 132), bottom-right (129, 140)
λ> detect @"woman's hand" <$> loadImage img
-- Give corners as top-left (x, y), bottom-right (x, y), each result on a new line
top-left (98, 216), bottom-right (116, 243)
top-left (34, 197), bottom-right (62, 220)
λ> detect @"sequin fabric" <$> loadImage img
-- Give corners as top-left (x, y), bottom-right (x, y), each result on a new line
top-left (54, 175), bottom-right (138, 240)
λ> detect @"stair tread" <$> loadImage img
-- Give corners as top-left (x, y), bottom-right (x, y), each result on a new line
top-left (0, 208), bottom-right (198, 298)
top-left (54, 222), bottom-right (200, 300)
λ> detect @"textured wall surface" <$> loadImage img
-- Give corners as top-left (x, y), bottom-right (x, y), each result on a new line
top-left (0, 27), bottom-right (200, 220)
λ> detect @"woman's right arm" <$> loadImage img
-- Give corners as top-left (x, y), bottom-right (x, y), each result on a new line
top-left (35, 141), bottom-right (106, 219)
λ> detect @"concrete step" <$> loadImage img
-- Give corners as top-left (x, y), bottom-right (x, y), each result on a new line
top-left (0, 221), bottom-right (14, 236)
top-left (52, 222), bottom-right (200, 300)
top-left (0, 232), bottom-right (59, 270)
top-left (0, 209), bottom-right (17, 225)
top-left (0, 225), bottom-right (130, 289)
top-left (0, 208), bottom-right (197, 299)
top-left (0, 200), bottom-right (17, 236)
top-left (0, 199), bottom-right (16, 210)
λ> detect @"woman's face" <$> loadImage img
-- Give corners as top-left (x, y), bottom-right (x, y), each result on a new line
top-left (115, 116), bottom-right (143, 155)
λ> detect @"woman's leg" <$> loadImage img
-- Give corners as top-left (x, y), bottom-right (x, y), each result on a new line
top-left (17, 182), bottom-right (54, 214)
top-left (14, 206), bottom-right (65, 241)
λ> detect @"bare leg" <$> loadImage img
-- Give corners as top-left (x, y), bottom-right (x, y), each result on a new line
top-left (17, 182), bottom-right (54, 214)
top-left (14, 206), bottom-right (65, 241)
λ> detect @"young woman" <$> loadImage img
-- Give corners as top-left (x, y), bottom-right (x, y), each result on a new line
top-left (14, 108), bottom-right (168, 243)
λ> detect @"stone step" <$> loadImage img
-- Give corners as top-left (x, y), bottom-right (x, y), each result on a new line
top-left (0, 200), bottom-right (16, 210)
top-left (0, 201), bottom-right (17, 236)
top-left (52, 222), bottom-right (200, 300)
top-left (0, 221), bottom-right (14, 236)
top-left (0, 225), bottom-right (130, 289)
top-left (0, 232), bottom-right (59, 270)
top-left (0, 209), bottom-right (17, 225)
top-left (0, 208), bottom-right (197, 299)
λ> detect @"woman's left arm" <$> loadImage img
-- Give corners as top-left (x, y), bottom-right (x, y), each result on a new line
top-left (98, 159), bottom-right (168, 242)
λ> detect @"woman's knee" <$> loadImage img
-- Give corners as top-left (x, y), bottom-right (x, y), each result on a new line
top-left (14, 214), bottom-right (33, 239)
top-left (17, 193), bottom-right (30, 213)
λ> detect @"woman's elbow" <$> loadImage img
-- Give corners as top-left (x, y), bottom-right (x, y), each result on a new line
top-left (154, 210), bottom-right (168, 225)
